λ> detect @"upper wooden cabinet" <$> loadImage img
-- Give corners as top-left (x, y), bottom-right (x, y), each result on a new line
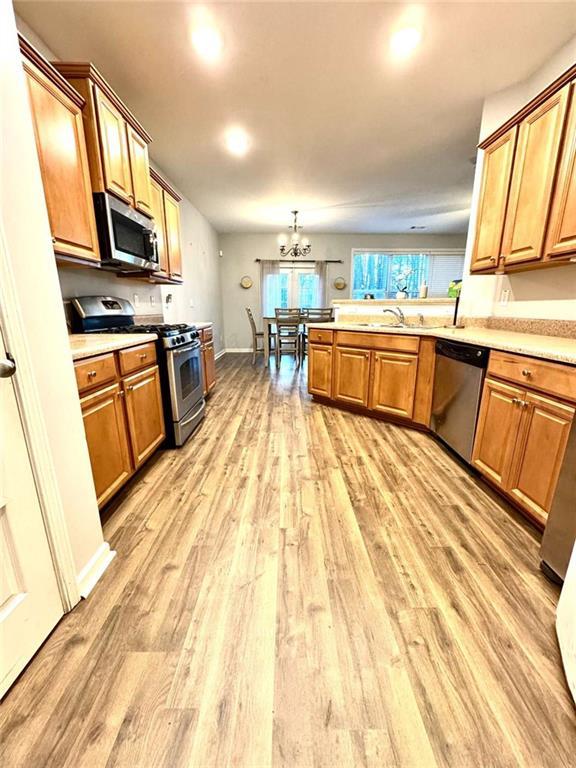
top-left (21, 39), bottom-right (100, 265)
top-left (545, 82), bottom-right (576, 261)
top-left (470, 127), bottom-right (517, 273)
top-left (149, 174), bottom-right (169, 277)
top-left (52, 61), bottom-right (153, 217)
top-left (164, 192), bottom-right (183, 279)
top-left (94, 88), bottom-right (133, 205)
top-left (501, 85), bottom-right (570, 267)
top-left (127, 126), bottom-right (152, 217)
top-left (472, 65), bottom-right (576, 275)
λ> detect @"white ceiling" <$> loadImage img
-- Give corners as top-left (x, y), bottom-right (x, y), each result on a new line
top-left (15, 1), bottom-right (576, 234)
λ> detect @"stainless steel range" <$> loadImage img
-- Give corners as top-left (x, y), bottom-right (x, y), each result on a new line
top-left (71, 296), bottom-right (205, 446)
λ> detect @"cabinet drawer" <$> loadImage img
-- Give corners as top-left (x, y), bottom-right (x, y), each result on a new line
top-left (336, 331), bottom-right (419, 353)
top-left (308, 328), bottom-right (333, 344)
top-left (488, 350), bottom-right (576, 402)
top-left (201, 326), bottom-right (213, 344)
top-left (118, 342), bottom-right (157, 376)
top-left (75, 352), bottom-right (117, 393)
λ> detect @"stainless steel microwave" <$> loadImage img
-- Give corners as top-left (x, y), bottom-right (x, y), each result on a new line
top-left (93, 192), bottom-right (159, 272)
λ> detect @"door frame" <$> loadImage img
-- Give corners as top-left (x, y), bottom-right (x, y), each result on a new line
top-left (0, 222), bottom-right (80, 611)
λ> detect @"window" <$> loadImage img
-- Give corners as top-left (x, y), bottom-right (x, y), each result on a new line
top-left (351, 250), bottom-right (465, 299)
top-left (268, 267), bottom-right (320, 310)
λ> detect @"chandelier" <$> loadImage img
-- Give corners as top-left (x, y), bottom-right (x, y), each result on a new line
top-left (277, 210), bottom-right (311, 258)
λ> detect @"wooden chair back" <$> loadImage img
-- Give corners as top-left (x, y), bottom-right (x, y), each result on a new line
top-left (246, 307), bottom-right (258, 334)
top-left (302, 307), bottom-right (334, 323)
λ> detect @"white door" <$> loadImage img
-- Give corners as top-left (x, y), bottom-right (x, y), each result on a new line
top-left (557, 543), bottom-right (576, 704)
top-left (0, 335), bottom-right (63, 699)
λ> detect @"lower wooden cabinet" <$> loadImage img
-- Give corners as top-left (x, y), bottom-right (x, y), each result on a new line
top-left (123, 366), bottom-right (166, 468)
top-left (472, 376), bottom-right (575, 526)
top-left (80, 382), bottom-right (132, 507)
top-left (203, 342), bottom-right (216, 395)
top-left (308, 343), bottom-right (333, 398)
top-left (333, 347), bottom-right (371, 407)
top-left (369, 351), bottom-right (418, 419)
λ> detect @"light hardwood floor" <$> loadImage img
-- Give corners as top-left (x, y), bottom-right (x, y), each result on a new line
top-left (1, 354), bottom-right (575, 768)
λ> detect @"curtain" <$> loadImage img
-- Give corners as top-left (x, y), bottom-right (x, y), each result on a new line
top-left (260, 260), bottom-right (281, 317)
top-left (314, 260), bottom-right (327, 306)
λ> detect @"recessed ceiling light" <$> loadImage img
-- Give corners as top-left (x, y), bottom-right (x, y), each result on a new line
top-left (224, 126), bottom-right (250, 157)
top-left (390, 26), bottom-right (421, 59)
top-left (190, 8), bottom-right (223, 65)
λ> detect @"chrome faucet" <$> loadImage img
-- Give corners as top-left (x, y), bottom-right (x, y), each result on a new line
top-left (382, 306), bottom-right (405, 326)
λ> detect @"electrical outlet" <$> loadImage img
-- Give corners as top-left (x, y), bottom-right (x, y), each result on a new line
top-left (500, 288), bottom-right (510, 305)
top-left (189, 298), bottom-right (194, 308)
top-left (150, 295), bottom-right (155, 306)
top-left (133, 293), bottom-right (140, 307)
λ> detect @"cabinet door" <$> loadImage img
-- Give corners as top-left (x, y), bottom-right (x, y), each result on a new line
top-left (308, 344), bottom-right (333, 398)
top-left (95, 88), bottom-right (133, 204)
top-left (150, 175), bottom-right (169, 276)
top-left (164, 192), bottom-right (182, 279)
top-left (127, 126), bottom-right (152, 217)
top-left (471, 378), bottom-right (524, 488)
top-left (470, 127), bottom-right (517, 273)
top-left (123, 366), bottom-right (166, 468)
top-left (501, 85), bottom-right (570, 267)
top-left (507, 392), bottom-right (575, 526)
top-left (369, 351), bottom-right (418, 419)
top-left (25, 63), bottom-right (100, 263)
top-left (203, 342), bottom-right (216, 395)
top-left (545, 83), bottom-right (576, 260)
top-left (333, 347), bottom-right (371, 407)
top-left (80, 382), bottom-right (132, 507)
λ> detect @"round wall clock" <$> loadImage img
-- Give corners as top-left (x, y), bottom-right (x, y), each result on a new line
top-left (240, 275), bottom-right (253, 289)
top-left (333, 276), bottom-right (347, 290)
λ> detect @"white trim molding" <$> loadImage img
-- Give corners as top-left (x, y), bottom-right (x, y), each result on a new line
top-left (224, 348), bottom-right (252, 354)
top-left (0, 223), bottom-right (80, 611)
top-left (215, 349), bottom-right (227, 361)
top-left (77, 542), bottom-right (116, 599)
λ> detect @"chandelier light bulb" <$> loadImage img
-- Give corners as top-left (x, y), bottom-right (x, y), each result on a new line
top-left (291, 231), bottom-right (300, 245)
top-left (277, 233), bottom-right (288, 247)
top-left (277, 210), bottom-right (311, 258)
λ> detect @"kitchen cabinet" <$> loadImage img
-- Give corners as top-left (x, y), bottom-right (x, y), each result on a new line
top-left (52, 61), bottom-right (153, 216)
top-left (164, 192), bottom-right (183, 279)
top-left (545, 82), bottom-right (576, 261)
top-left (472, 352), bottom-right (576, 527)
top-left (74, 343), bottom-right (166, 507)
top-left (472, 378), bottom-right (525, 488)
top-left (333, 347), bottom-right (371, 407)
top-left (127, 126), bottom-right (153, 217)
top-left (501, 85), bottom-right (570, 267)
top-left (123, 365), bottom-right (165, 468)
top-left (507, 392), bottom-right (574, 525)
top-left (369, 351), bottom-right (418, 419)
top-left (21, 39), bottom-right (100, 266)
top-left (94, 88), bottom-right (134, 205)
top-left (80, 382), bottom-right (132, 507)
top-left (308, 343), bottom-right (333, 398)
top-left (149, 169), bottom-right (183, 283)
top-left (470, 127), bottom-right (517, 273)
top-left (200, 327), bottom-right (216, 395)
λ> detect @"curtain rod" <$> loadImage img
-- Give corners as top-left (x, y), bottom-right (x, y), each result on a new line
top-left (254, 258), bottom-right (343, 264)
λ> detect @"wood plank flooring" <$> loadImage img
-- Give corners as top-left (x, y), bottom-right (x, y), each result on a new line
top-left (1, 353), bottom-right (575, 767)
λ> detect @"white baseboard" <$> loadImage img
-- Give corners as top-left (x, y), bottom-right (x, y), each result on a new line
top-left (224, 348), bottom-right (252, 353)
top-left (215, 349), bottom-right (227, 361)
top-left (77, 542), bottom-right (116, 599)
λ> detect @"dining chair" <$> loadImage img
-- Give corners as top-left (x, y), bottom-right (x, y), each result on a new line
top-left (246, 307), bottom-right (266, 365)
top-left (274, 308), bottom-right (302, 365)
top-left (300, 307), bottom-right (334, 358)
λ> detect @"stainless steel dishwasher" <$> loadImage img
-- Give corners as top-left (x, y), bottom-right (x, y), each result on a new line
top-left (430, 339), bottom-right (489, 463)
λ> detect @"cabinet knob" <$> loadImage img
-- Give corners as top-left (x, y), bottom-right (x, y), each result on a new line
top-left (139, 353), bottom-right (147, 359)
top-left (521, 369), bottom-right (532, 377)
top-left (489, 256), bottom-right (496, 262)
top-left (87, 370), bottom-right (97, 378)
top-left (51, 237), bottom-right (56, 244)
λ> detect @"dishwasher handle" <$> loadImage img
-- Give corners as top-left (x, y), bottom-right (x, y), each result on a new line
top-left (435, 339), bottom-right (489, 368)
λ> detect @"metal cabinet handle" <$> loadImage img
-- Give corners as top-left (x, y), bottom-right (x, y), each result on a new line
top-left (116, 390), bottom-right (125, 398)
top-left (489, 256), bottom-right (496, 262)
top-left (0, 355), bottom-right (16, 379)
top-left (139, 353), bottom-right (147, 360)
top-left (127, 385), bottom-right (134, 392)
top-left (521, 369), bottom-right (532, 377)
top-left (87, 370), bottom-right (98, 378)
top-left (512, 397), bottom-right (521, 405)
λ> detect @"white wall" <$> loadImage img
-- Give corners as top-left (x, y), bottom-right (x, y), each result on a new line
top-left (2, 4), bottom-right (108, 585)
top-left (460, 35), bottom-right (576, 322)
top-left (220, 232), bottom-right (466, 349)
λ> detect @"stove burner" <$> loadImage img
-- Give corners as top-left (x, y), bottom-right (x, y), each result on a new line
top-left (103, 323), bottom-right (194, 338)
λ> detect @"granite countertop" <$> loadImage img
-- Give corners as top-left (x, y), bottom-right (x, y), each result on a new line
top-left (194, 322), bottom-right (213, 330)
top-left (69, 333), bottom-right (159, 361)
top-left (306, 322), bottom-right (576, 365)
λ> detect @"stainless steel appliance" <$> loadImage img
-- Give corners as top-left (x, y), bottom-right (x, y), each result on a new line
top-left (430, 339), bottom-right (489, 462)
top-left (93, 193), bottom-right (159, 272)
top-left (540, 421), bottom-right (576, 582)
top-left (70, 296), bottom-right (205, 446)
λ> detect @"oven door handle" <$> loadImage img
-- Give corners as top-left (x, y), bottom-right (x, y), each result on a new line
top-left (171, 341), bottom-right (201, 355)
top-left (180, 400), bottom-right (205, 427)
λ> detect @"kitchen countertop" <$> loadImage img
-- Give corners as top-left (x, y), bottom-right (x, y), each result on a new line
top-left (194, 322), bottom-right (213, 330)
top-left (69, 333), bottom-right (158, 361)
top-left (306, 322), bottom-right (576, 365)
